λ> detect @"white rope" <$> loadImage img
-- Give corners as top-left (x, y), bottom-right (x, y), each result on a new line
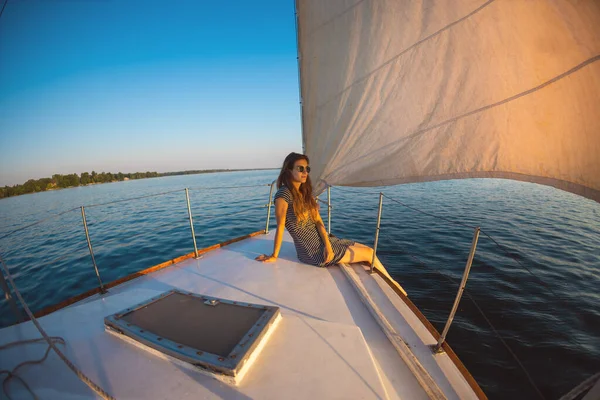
top-left (0, 255), bottom-right (115, 400)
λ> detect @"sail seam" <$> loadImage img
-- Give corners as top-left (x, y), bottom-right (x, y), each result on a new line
top-left (305, 0), bottom-right (367, 36)
top-left (316, 0), bottom-right (496, 109)
top-left (407, 55), bottom-right (600, 140)
top-left (322, 55), bottom-right (600, 190)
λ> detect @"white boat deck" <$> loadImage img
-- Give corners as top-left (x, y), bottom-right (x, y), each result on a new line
top-left (0, 231), bottom-right (482, 399)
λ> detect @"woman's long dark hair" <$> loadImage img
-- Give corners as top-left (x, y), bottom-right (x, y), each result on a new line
top-left (277, 152), bottom-right (318, 223)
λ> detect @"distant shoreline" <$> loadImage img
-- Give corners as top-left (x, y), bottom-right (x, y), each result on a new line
top-left (0, 168), bottom-right (278, 200)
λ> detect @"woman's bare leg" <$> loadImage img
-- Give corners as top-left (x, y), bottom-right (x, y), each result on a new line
top-left (337, 243), bottom-right (407, 296)
top-left (338, 243), bottom-right (383, 268)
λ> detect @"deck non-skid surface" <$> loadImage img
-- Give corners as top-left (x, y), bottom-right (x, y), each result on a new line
top-left (0, 232), bottom-right (430, 399)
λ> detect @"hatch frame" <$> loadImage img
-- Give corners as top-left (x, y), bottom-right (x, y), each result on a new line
top-left (104, 289), bottom-right (280, 378)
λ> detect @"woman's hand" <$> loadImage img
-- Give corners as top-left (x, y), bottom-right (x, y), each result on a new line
top-left (323, 246), bottom-right (334, 265)
top-left (255, 254), bottom-right (277, 263)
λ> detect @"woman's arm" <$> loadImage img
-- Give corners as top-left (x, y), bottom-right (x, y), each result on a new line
top-left (314, 209), bottom-right (334, 263)
top-left (256, 197), bottom-right (287, 262)
top-left (271, 198), bottom-right (287, 258)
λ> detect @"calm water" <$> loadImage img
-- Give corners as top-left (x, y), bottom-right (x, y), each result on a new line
top-left (1, 170), bottom-right (598, 400)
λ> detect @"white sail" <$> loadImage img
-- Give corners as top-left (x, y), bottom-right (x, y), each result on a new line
top-left (297, 0), bottom-right (600, 202)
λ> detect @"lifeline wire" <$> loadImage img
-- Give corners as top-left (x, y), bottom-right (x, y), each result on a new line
top-left (332, 187), bottom-right (573, 398)
top-left (0, 0), bottom-right (8, 20)
top-left (331, 185), bottom-right (475, 230)
top-left (382, 191), bottom-right (576, 312)
top-left (1, 183), bottom-right (273, 241)
top-left (85, 188), bottom-right (185, 208)
top-left (0, 207), bottom-right (80, 242)
top-left (333, 186), bottom-right (575, 311)
top-left (382, 193), bottom-right (476, 230)
top-left (187, 183), bottom-right (271, 191)
top-left (196, 204), bottom-right (268, 222)
top-left (377, 230), bottom-right (546, 400)
top-left (323, 199), bottom-right (546, 398)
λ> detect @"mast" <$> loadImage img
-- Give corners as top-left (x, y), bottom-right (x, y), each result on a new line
top-left (293, 0), bottom-right (306, 154)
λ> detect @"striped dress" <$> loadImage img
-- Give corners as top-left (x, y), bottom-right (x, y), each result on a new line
top-left (274, 186), bottom-right (355, 267)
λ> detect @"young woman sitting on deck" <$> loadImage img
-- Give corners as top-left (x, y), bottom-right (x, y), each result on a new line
top-left (256, 153), bottom-right (405, 295)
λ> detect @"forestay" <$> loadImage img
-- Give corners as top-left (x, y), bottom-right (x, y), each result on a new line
top-left (297, 0), bottom-right (600, 202)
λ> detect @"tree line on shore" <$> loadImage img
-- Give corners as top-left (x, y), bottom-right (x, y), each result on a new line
top-left (0, 169), bottom-right (244, 199)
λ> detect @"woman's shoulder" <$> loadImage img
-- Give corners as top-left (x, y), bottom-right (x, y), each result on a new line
top-left (276, 185), bottom-right (291, 194)
top-left (274, 185), bottom-right (292, 202)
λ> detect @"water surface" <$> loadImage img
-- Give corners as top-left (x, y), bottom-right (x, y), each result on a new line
top-left (1, 170), bottom-right (598, 400)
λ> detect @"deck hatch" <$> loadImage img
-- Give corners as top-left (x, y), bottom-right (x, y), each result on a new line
top-left (104, 289), bottom-right (280, 379)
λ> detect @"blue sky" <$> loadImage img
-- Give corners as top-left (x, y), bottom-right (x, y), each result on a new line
top-left (0, 0), bottom-right (302, 186)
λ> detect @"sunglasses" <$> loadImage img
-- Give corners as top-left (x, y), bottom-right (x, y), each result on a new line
top-left (293, 166), bottom-right (311, 173)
